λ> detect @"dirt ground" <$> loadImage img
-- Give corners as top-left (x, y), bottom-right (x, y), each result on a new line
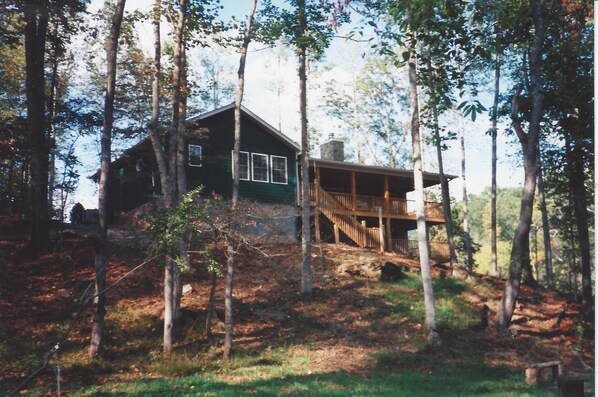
top-left (0, 223), bottom-right (594, 392)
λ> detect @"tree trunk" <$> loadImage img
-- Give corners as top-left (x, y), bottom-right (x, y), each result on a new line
top-left (536, 154), bottom-right (554, 288)
top-left (205, 270), bottom-right (217, 338)
top-left (431, 104), bottom-right (457, 267)
top-left (174, 46), bottom-right (189, 322)
top-left (224, 0), bottom-right (257, 359)
top-left (163, 0), bottom-right (187, 353)
top-left (496, 0), bottom-right (544, 333)
top-left (458, 112), bottom-right (473, 272)
top-left (47, 35), bottom-right (59, 221)
top-left (568, 120), bottom-right (592, 322)
top-left (148, 0), bottom-right (168, 187)
top-left (407, 27), bottom-right (438, 343)
top-left (90, 0), bottom-right (126, 359)
top-left (490, 52), bottom-right (500, 277)
top-left (298, 0), bottom-right (312, 295)
top-left (24, 1), bottom-right (50, 254)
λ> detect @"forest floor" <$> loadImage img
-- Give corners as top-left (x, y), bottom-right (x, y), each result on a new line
top-left (0, 222), bottom-right (595, 396)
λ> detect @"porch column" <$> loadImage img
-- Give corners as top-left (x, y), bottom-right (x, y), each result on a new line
top-left (384, 175), bottom-right (390, 215)
top-left (384, 176), bottom-right (392, 251)
top-left (314, 167), bottom-right (321, 242)
top-left (378, 207), bottom-right (385, 252)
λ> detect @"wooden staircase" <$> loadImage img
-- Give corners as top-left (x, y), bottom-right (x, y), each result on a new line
top-left (314, 184), bottom-right (383, 249)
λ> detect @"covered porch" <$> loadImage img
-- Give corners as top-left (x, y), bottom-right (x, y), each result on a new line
top-left (306, 158), bottom-right (453, 262)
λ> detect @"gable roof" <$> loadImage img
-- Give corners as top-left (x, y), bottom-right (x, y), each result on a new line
top-left (90, 104), bottom-right (300, 180)
top-left (187, 103), bottom-right (300, 152)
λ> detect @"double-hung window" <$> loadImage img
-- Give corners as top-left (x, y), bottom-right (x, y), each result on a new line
top-left (231, 150), bottom-right (250, 180)
top-left (188, 144), bottom-right (202, 167)
top-left (251, 153), bottom-right (269, 182)
top-left (270, 155), bottom-right (288, 184)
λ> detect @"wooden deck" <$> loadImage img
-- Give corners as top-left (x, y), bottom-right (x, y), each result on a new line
top-left (309, 184), bottom-right (445, 222)
top-left (310, 184), bottom-right (450, 262)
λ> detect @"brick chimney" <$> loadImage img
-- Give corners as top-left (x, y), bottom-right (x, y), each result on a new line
top-left (320, 134), bottom-right (344, 162)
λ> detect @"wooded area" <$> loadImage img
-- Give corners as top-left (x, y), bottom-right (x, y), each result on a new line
top-left (0, 0), bottom-right (593, 395)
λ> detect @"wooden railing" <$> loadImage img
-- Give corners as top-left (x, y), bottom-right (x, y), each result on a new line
top-left (310, 184), bottom-right (444, 220)
top-left (391, 239), bottom-right (451, 261)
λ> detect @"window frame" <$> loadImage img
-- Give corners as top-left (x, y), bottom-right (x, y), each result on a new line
top-left (270, 155), bottom-right (288, 185)
top-left (251, 152), bottom-right (269, 183)
top-left (188, 144), bottom-right (202, 167)
top-left (231, 150), bottom-right (250, 181)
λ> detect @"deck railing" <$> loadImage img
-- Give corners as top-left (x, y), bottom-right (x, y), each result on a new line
top-left (309, 184), bottom-right (444, 220)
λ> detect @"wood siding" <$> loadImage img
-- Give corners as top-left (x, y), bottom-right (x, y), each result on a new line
top-left (185, 109), bottom-right (297, 205)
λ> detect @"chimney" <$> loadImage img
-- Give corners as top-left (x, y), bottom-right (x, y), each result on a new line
top-left (320, 134), bottom-right (344, 162)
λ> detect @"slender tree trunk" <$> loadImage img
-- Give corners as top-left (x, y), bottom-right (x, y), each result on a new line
top-left (431, 104), bottom-right (457, 267)
top-left (536, 154), bottom-right (554, 288)
top-left (298, 0), bottom-right (312, 295)
top-left (174, 46), bottom-right (189, 322)
top-left (47, 34), bottom-right (59, 220)
top-left (90, 0), bottom-right (126, 359)
top-left (458, 113), bottom-right (473, 272)
top-left (407, 27), bottom-right (438, 343)
top-left (206, 270), bottom-right (217, 338)
top-left (24, 1), bottom-right (50, 254)
top-left (568, 120), bottom-right (593, 322)
top-left (496, 0), bottom-right (544, 333)
top-left (224, 0), bottom-right (257, 359)
top-left (490, 53), bottom-right (500, 277)
top-left (148, 0), bottom-right (168, 186)
top-left (163, 0), bottom-right (187, 353)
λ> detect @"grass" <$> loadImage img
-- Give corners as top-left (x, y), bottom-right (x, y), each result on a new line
top-left (377, 273), bottom-right (479, 331)
top-left (70, 345), bottom-right (557, 397)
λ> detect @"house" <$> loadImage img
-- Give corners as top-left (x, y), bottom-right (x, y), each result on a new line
top-left (94, 103), bottom-right (453, 259)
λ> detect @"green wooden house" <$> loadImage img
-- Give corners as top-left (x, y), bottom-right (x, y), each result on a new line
top-left (96, 103), bottom-right (300, 217)
top-left (95, 103), bottom-right (452, 259)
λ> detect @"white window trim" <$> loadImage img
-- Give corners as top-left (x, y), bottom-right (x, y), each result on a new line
top-left (251, 152), bottom-right (269, 183)
top-left (231, 150), bottom-right (250, 181)
top-left (188, 144), bottom-right (202, 167)
top-left (270, 155), bottom-right (288, 185)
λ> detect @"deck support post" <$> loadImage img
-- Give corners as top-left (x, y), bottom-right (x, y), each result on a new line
top-left (386, 218), bottom-right (392, 251)
top-left (333, 224), bottom-right (340, 244)
top-left (361, 220), bottom-right (366, 247)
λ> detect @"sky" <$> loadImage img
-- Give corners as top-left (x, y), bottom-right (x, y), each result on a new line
top-left (73, 0), bottom-right (525, 209)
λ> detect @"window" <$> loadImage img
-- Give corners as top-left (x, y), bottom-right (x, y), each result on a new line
top-left (271, 155), bottom-right (288, 184)
top-left (251, 153), bottom-right (269, 182)
top-left (231, 150), bottom-right (249, 181)
top-left (188, 144), bottom-right (202, 167)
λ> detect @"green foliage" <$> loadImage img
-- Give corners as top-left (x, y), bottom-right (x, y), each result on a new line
top-left (256, 0), bottom-right (351, 60)
top-left (145, 186), bottom-right (215, 269)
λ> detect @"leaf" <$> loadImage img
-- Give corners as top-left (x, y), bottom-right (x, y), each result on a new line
top-left (402, 51), bottom-right (410, 62)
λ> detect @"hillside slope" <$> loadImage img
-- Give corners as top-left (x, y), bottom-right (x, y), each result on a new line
top-left (0, 225), bottom-right (594, 396)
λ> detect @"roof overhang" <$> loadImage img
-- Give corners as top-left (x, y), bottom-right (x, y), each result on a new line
top-left (309, 157), bottom-right (458, 187)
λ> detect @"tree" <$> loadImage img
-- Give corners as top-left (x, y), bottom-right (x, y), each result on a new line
top-left (496, 0), bottom-right (546, 333)
top-left (90, 0), bottom-right (126, 359)
top-left (324, 56), bottom-right (409, 167)
top-left (258, 0), bottom-right (351, 295)
top-left (406, 23), bottom-right (439, 342)
top-left (1, 0), bottom-right (88, 253)
top-left (224, 0), bottom-right (258, 359)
